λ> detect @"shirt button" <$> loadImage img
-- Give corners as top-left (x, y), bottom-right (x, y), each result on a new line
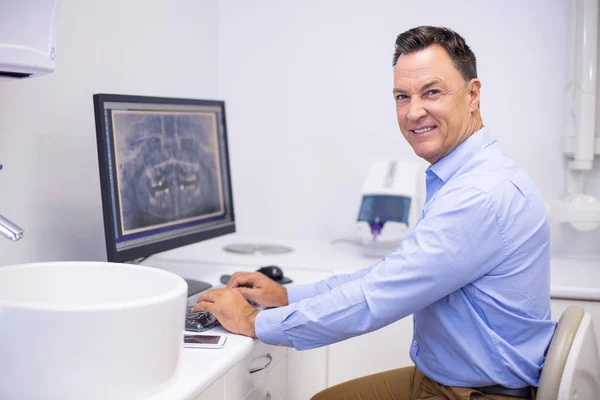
top-left (412, 340), bottom-right (417, 346)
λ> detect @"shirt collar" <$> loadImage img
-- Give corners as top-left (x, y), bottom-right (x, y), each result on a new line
top-left (427, 126), bottom-right (495, 183)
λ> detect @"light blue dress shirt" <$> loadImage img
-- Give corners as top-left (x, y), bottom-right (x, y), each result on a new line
top-left (255, 127), bottom-right (556, 388)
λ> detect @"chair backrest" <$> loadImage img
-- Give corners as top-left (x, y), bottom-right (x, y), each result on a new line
top-left (537, 305), bottom-right (584, 400)
top-left (557, 311), bottom-right (600, 399)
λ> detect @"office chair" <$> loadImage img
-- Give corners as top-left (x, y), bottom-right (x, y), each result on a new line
top-left (537, 305), bottom-right (600, 400)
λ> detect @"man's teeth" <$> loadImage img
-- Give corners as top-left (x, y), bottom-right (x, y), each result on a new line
top-left (414, 127), bottom-right (435, 134)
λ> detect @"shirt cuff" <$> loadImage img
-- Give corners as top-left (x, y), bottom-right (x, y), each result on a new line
top-left (286, 284), bottom-right (320, 304)
top-left (255, 306), bottom-right (295, 347)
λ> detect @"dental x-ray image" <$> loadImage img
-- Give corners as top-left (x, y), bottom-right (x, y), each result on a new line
top-left (111, 110), bottom-right (225, 236)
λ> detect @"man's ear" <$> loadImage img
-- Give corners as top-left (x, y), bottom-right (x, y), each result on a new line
top-left (467, 78), bottom-right (481, 111)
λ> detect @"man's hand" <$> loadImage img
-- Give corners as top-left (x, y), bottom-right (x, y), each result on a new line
top-left (226, 271), bottom-right (288, 308)
top-left (192, 288), bottom-right (259, 338)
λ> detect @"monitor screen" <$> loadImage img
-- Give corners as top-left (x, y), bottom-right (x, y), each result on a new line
top-left (93, 94), bottom-right (235, 262)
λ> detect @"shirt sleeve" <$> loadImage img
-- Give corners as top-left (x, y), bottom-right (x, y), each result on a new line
top-left (255, 186), bottom-right (508, 350)
top-left (286, 264), bottom-right (376, 303)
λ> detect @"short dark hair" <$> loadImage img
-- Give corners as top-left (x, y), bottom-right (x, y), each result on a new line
top-left (392, 26), bottom-right (477, 83)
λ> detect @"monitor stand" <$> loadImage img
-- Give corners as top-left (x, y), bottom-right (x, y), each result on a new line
top-left (185, 279), bottom-right (212, 297)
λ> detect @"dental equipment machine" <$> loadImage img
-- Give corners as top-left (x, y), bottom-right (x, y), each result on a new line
top-left (356, 160), bottom-right (423, 257)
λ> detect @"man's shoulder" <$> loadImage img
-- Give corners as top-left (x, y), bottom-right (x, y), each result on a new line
top-left (442, 145), bottom-right (546, 218)
top-left (448, 146), bottom-right (520, 194)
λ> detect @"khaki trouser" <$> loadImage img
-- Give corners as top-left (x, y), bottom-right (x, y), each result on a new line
top-left (311, 366), bottom-right (535, 400)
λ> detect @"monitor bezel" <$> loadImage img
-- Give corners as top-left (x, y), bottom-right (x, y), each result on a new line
top-left (93, 93), bottom-right (236, 262)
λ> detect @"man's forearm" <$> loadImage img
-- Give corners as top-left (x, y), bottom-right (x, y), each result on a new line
top-left (286, 264), bottom-right (376, 303)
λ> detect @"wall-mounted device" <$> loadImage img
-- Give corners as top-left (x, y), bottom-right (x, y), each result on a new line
top-left (0, 0), bottom-right (61, 240)
top-left (548, 0), bottom-right (600, 232)
top-left (0, 0), bottom-right (62, 79)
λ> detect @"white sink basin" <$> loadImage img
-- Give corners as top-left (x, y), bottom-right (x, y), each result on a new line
top-left (0, 262), bottom-right (187, 399)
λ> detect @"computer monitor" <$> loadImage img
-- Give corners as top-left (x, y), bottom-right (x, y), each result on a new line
top-left (93, 93), bottom-right (235, 263)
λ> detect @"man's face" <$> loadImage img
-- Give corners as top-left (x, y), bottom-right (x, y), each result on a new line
top-left (393, 45), bottom-right (481, 164)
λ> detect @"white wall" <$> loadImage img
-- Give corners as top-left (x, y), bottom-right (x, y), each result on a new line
top-left (218, 0), bottom-right (600, 257)
top-left (1, 1), bottom-right (598, 266)
top-left (0, 0), bottom-right (219, 266)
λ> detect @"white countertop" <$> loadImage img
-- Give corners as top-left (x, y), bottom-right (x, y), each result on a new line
top-left (146, 325), bottom-right (253, 400)
top-left (153, 233), bottom-right (600, 301)
top-left (151, 234), bottom-right (378, 274)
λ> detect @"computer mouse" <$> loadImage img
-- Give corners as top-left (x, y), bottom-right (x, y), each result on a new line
top-left (257, 265), bottom-right (284, 281)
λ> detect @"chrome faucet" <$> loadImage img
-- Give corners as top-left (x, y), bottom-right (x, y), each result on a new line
top-left (0, 214), bottom-right (24, 241)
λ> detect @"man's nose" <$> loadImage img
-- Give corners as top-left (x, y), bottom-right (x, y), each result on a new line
top-left (407, 99), bottom-right (427, 121)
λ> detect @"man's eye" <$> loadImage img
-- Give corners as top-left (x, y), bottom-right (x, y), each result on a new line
top-left (395, 94), bottom-right (407, 101)
top-left (425, 90), bottom-right (440, 96)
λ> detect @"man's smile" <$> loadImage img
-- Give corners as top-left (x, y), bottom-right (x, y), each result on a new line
top-left (411, 125), bottom-right (437, 134)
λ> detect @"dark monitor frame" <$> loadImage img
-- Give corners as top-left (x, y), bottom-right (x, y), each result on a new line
top-left (93, 93), bottom-right (235, 262)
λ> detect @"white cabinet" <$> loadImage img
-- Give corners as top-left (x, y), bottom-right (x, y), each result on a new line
top-left (285, 314), bottom-right (414, 399)
top-left (286, 347), bottom-right (327, 400)
top-left (242, 358), bottom-right (286, 400)
top-left (327, 316), bottom-right (414, 387)
top-left (195, 342), bottom-right (286, 400)
top-left (194, 376), bottom-right (225, 400)
top-left (225, 342), bottom-right (287, 399)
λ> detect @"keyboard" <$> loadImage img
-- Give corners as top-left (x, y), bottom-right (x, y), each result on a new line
top-left (185, 305), bottom-right (220, 332)
top-left (184, 279), bottom-right (219, 332)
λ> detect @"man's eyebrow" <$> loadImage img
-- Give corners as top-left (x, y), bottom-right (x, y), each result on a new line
top-left (420, 80), bottom-right (442, 91)
top-left (393, 80), bottom-right (443, 95)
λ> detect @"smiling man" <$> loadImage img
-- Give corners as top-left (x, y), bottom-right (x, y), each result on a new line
top-left (393, 38), bottom-right (482, 165)
top-left (194, 26), bottom-right (556, 400)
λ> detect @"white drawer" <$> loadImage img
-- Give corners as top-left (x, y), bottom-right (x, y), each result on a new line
top-left (193, 375), bottom-right (225, 400)
top-left (225, 341), bottom-right (287, 399)
top-left (242, 356), bottom-right (286, 400)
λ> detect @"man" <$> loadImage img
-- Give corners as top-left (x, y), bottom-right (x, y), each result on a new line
top-left (193, 26), bottom-right (556, 399)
